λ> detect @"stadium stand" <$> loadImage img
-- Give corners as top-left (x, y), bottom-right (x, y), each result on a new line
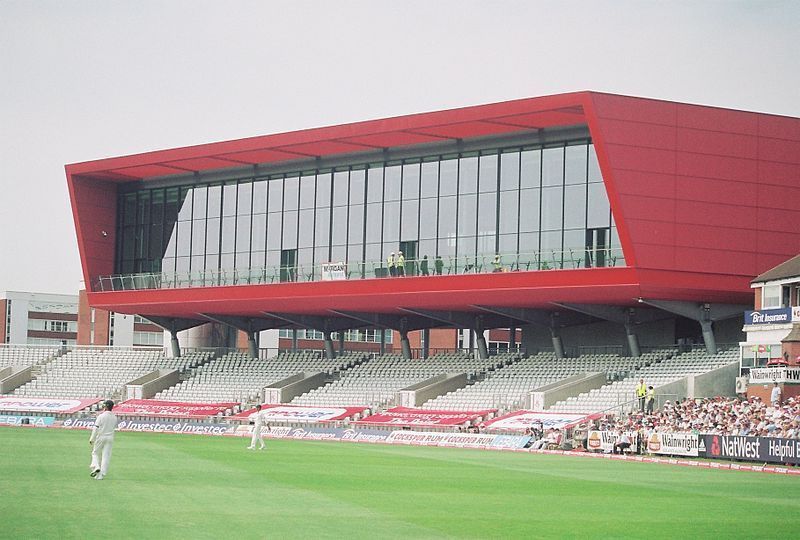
top-left (291, 352), bottom-right (507, 409)
top-left (10, 348), bottom-right (212, 399)
top-left (419, 351), bottom-right (664, 411)
top-left (547, 348), bottom-right (738, 413)
top-left (0, 345), bottom-right (60, 369)
top-left (155, 350), bottom-right (363, 404)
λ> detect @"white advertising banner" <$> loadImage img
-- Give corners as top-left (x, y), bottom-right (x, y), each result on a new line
top-left (321, 262), bottom-right (347, 281)
top-left (483, 410), bottom-right (591, 432)
top-left (645, 432), bottom-right (700, 457)
top-left (749, 367), bottom-right (800, 384)
top-left (586, 430), bottom-right (639, 453)
top-left (0, 396), bottom-right (101, 414)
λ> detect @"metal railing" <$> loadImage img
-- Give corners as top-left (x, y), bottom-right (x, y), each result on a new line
top-left (93, 247), bottom-right (626, 292)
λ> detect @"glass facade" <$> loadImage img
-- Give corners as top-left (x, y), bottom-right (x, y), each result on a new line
top-left (110, 138), bottom-right (622, 289)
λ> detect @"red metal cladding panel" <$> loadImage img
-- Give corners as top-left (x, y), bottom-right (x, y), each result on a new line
top-left (339, 131), bottom-right (446, 148)
top-left (675, 199), bottom-right (756, 230)
top-left (162, 157), bottom-right (243, 172)
top-left (277, 140), bottom-right (373, 157)
top-left (675, 176), bottom-right (757, 206)
top-left (592, 117), bottom-right (676, 150)
top-left (673, 223), bottom-right (758, 252)
top-left (676, 151), bottom-right (758, 183)
top-left (409, 121), bottom-right (535, 139)
top-left (755, 206), bottom-right (800, 235)
top-left (494, 110), bottom-right (586, 129)
top-left (673, 246), bottom-right (759, 277)
top-left (602, 143), bottom-right (677, 175)
top-left (219, 148), bottom-right (309, 164)
top-left (589, 93), bottom-right (677, 125)
top-left (758, 183), bottom-right (800, 211)
top-left (110, 164), bottom-right (185, 179)
top-left (676, 128), bottom-right (758, 160)
top-left (68, 175), bottom-right (117, 285)
top-left (611, 169), bottom-right (676, 199)
top-left (758, 114), bottom-right (800, 140)
top-left (616, 194), bottom-right (676, 223)
top-left (759, 137), bottom-right (800, 164)
top-left (757, 160), bottom-right (800, 187)
top-left (675, 102), bottom-right (759, 135)
top-left (624, 219), bottom-right (676, 246)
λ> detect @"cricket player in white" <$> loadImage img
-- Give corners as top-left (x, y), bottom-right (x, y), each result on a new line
top-left (89, 400), bottom-right (118, 480)
top-left (247, 404), bottom-right (269, 450)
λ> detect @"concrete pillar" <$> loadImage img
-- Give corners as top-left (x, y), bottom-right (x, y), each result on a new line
top-left (700, 320), bottom-right (717, 355)
top-left (476, 334), bottom-right (489, 360)
top-left (400, 331), bottom-right (412, 360)
top-left (323, 332), bottom-right (336, 360)
top-left (338, 332), bottom-right (345, 354)
top-left (170, 330), bottom-right (181, 358)
top-left (422, 328), bottom-right (430, 359)
top-left (550, 327), bottom-right (565, 359)
top-left (509, 326), bottom-right (516, 349)
top-left (291, 329), bottom-right (298, 352)
top-left (624, 322), bottom-right (641, 357)
top-left (380, 329), bottom-right (386, 355)
top-left (247, 331), bottom-right (258, 359)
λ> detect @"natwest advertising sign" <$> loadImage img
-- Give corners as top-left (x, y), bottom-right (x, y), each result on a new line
top-left (234, 404), bottom-right (367, 423)
top-left (354, 407), bottom-right (495, 427)
top-left (0, 396), bottom-right (101, 414)
top-left (744, 308), bottom-right (792, 325)
top-left (114, 399), bottom-right (239, 419)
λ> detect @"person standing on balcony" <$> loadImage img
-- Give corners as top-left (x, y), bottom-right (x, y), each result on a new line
top-left (387, 252), bottom-right (396, 277)
top-left (396, 251), bottom-right (405, 277)
top-left (434, 254), bottom-right (444, 275)
top-left (492, 254), bottom-right (502, 272)
top-left (420, 255), bottom-right (429, 276)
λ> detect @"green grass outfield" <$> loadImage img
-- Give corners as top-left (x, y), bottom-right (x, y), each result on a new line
top-left (1, 428), bottom-right (798, 539)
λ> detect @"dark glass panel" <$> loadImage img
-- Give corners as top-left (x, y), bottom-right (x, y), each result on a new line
top-left (348, 204), bottom-right (364, 244)
top-left (499, 190), bottom-right (520, 234)
top-left (206, 218), bottom-right (220, 254)
top-left (459, 156), bottom-right (478, 195)
top-left (151, 189), bottom-right (165, 224)
top-left (349, 169), bottom-right (366, 206)
top-left (207, 185), bottom-right (222, 218)
top-left (419, 198), bottom-right (438, 239)
top-left (300, 174), bottom-right (316, 209)
top-left (588, 144), bottom-right (603, 183)
top-left (520, 149), bottom-right (541, 189)
top-left (298, 209), bottom-right (314, 248)
top-left (316, 171), bottom-right (332, 208)
top-left (402, 162), bottom-right (420, 201)
top-left (164, 188), bottom-right (180, 224)
top-left (565, 144), bottom-right (588, 185)
top-left (191, 186), bottom-right (207, 219)
top-left (253, 180), bottom-right (268, 214)
top-left (401, 199), bottom-right (419, 239)
top-left (479, 153), bottom-right (498, 193)
top-left (333, 171), bottom-right (349, 207)
top-left (367, 165), bottom-right (383, 203)
top-left (587, 182), bottom-right (611, 228)
top-left (177, 188), bottom-right (192, 221)
top-left (477, 192), bottom-right (496, 237)
top-left (542, 146), bottom-right (564, 187)
top-left (384, 164), bottom-right (401, 201)
top-left (439, 158), bottom-right (458, 196)
top-left (191, 220), bottom-right (206, 256)
top-left (540, 186), bottom-right (563, 231)
top-left (176, 221), bottom-right (191, 256)
top-left (420, 161), bottom-right (439, 199)
top-left (365, 202), bottom-right (382, 243)
top-left (268, 178), bottom-right (283, 212)
top-left (123, 193), bottom-right (137, 225)
top-left (284, 176), bottom-right (299, 211)
top-left (282, 210), bottom-right (298, 247)
top-left (563, 184), bottom-right (587, 230)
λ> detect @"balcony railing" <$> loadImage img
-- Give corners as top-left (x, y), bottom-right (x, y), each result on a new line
top-left (92, 248), bottom-right (625, 292)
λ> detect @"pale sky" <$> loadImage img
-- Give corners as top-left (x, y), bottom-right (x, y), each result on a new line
top-left (1, 0), bottom-right (798, 295)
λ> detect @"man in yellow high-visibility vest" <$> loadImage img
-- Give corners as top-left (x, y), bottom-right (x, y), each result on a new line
top-left (635, 379), bottom-right (647, 412)
top-left (645, 385), bottom-right (655, 414)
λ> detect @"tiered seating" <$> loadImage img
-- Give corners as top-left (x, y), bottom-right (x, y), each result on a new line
top-left (420, 350), bottom-right (657, 411)
top-left (11, 349), bottom-right (211, 399)
top-left (291, 352), bottom-right (505, 409)
top-left (156, 351), bottom-right (362, 404)
top-left (0, 345), bottom-right (59, 369)
top-left (547, 348), bottom-right (738, 413)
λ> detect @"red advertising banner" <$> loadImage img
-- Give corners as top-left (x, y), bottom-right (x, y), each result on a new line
top-left (0, 396), bottom-right (102, 414)
top-left (233, 404), bottom-right (368, 423)
top-left (482, 410), bottom-right (595, 432)
top-left (355, 407), bottom-right (495, 427)
top-left (115, 399), bottom-right (239, 419)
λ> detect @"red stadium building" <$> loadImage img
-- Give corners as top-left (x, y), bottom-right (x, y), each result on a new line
top-left (66, 92), bottom-right (800, 358)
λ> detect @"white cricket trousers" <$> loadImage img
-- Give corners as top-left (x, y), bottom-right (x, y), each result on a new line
top-left (91, 435), bottom-right (114, 476)
top-left (250, 428), bottom-right (265, 449)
